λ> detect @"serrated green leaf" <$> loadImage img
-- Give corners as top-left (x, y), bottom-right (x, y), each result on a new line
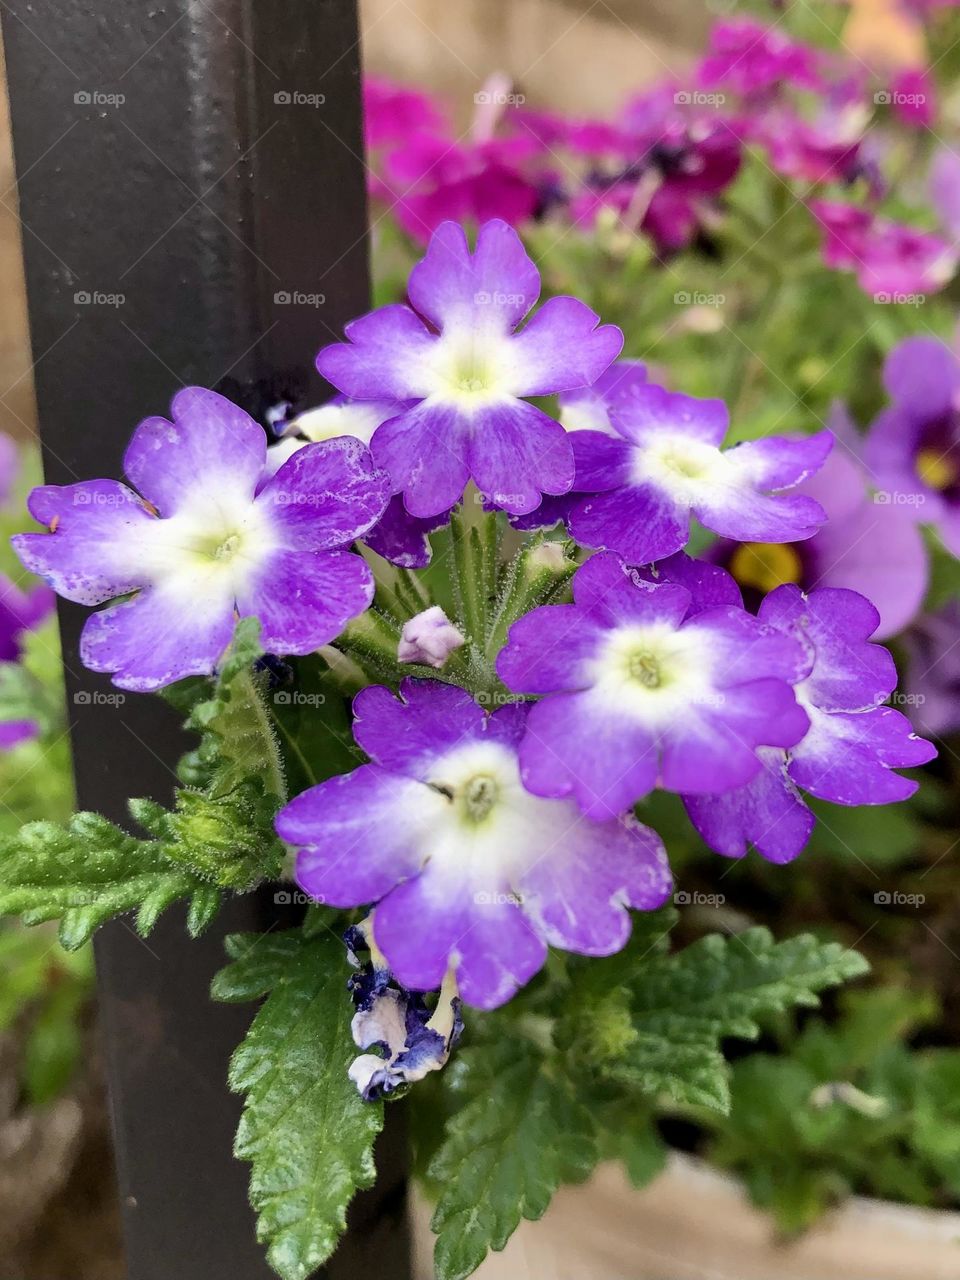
top-left (429, 1041), bottom-right (597, 1280)
top-left (214, 930), bottom-right (382, 1280)
top-left (0, 813), bottom-right (217, 949)
top-left (584, 929), bottom-right (868, 1113)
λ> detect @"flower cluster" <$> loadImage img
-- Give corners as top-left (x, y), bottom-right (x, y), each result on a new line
top-left (364, 14), bottom-right (958, 296)
top-left (14, 219), bottom-right (936, 1075)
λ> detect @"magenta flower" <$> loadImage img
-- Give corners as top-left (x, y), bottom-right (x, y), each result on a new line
top-left (277, 679), bottom-right (672, 1010)
top-left (811, 199), bottom-right (956, 297)
top-left (496, 552), bottom-right (810, 820)
top-left (362, 75), bottom-right (447, 151)
top-left (864, 336), bottom-right (960, 556)
top-left (13, 388), bottom-right (390, 691)
top-left (317, 219), bottom-right (623, 518)
top-left (684, 583), bottom-right (936, 863)
top-left (697, 19), bottom-right (823, 96)
top-left (561, 372), bottom-right (829, 565)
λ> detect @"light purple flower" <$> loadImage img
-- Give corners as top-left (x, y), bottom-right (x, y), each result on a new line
top-left (277, 679), bottom-right (672, 1010)
top-left (684, 584), bottom-right (936, 863)
top-left (864, 336), bottom-right (960, 555)
top-left (561, 373), bottom-right (830, 565)
top-left (904, 602), bottom-right (960, 739)
top-left (496, 552), bottom-right (811, 820)
top-left (13, 388), bottom-right (390, 691)
top-left (710, 435), bottom-right (928, 640)
top-left (316, 219), bottom-right (623, 518)
top-left (398, 606), bottom-right (465, 669)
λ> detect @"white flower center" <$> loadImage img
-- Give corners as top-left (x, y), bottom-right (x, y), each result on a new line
top-left (587, 623), bottom-right (715, 725)
top-left (427, 327), bottom-right (517, 408)
top-left (636, 433), bottom-right (737, 504)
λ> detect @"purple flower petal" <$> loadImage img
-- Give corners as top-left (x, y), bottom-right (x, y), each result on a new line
top-left (569, 483), bottom-right (689, 564)
top-left (466, 400), bottom-right (574, 514)
top-left (237, 548), bottom-right (374, 656)
top-left (124, 387), bottom-right (266, 516)
top-left (283, 766), bottom-right (442, 906)
top-left (508, 296), bottom-right (624, 397)
top-left (407, 218), bottom-right (540, 331)
top-left (683, 749), bottom-right (814, 863)
top-left (759, 585), bottom-right (895, 712)
top-left (726, 430), bottom-right (833, 491)
top-left (364, 494), bottom-right (452, 568)
top-left (352, 679), bottom-right (485, 779)
top-left (371, 402), bottom-right (472, 518)
top-left (79, 581), bottom-right (236, 691)
top-left (636, 552), bottom-right (743, 615)
top-left (789, 704), bottom-right (935, 804)
top-left (607, 380), bottom-right (729, 448)
top-left (517, 812), bottom-right (671, 953)
top-left (13, 482), bottom-right (160, 605)
top-left (317, 304), bottom-right (437, 400)
top-left (257, 437), bottom-right (390, 550)
top-left (518, 691), bottom-right (659, 819)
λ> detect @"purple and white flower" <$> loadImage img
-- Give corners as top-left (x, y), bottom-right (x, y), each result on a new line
top-left (683, 583), bottom-right (937, 863)
top-left (496, 552), bottom-right (811, 820)
top-left (13, 387), bottom-right (390, 691)
top-left (316, 219), bottom-right (623, 518)
top-left (561, 372), bottom-right (830, 565)
top-left (264, 395), bottom-right (449, 568)
top-left (276, 679), bottom-right (672, 1010)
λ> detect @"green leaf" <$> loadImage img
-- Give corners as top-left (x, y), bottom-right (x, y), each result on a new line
top-left (429, 1041), bottom-right (597, 1280)
top-left (0, 812), bottom-right (218, 950)
top-left (594, 928), bottom-right (869, 1113)
top-left (179, 618), bottom-right (286, 801)
top-left (215, 931), bottom-right (383, 1280)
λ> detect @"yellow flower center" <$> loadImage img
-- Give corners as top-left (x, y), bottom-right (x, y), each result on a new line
top-left (729, 542), bottom-right (803, 594)
top-left (916, 447), bottom-right (957, 491)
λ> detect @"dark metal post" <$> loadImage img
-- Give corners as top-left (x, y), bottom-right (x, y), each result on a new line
top-left (1, 3), bottom-right (408, 1276)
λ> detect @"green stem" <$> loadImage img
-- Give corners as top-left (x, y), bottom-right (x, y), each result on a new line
top-left (236, 669), bottom-right (287, 803)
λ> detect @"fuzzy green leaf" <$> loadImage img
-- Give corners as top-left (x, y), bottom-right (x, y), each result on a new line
top-left (429, 1041), bottom-right (597, 1280)
top-left (215, 931), bottom-right (383, 1280)
top-left (0, 812), bottom-right (216, 950)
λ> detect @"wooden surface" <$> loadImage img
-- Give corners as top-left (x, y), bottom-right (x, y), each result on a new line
top-left (412, 1155), bottom-right (960, 1280)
